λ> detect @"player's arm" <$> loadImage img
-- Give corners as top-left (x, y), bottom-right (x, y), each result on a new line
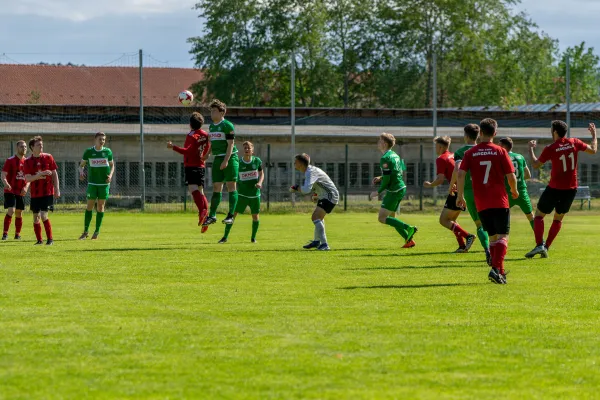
top-left (79, 160), bottom-right (87, 180)
top-left (584, 122), bottom-right (598, 154)
top-left (456, 169), bottom-right (467, 208)
top-left (25, 170), bottom-right (50, 182)
top-left (21, 181), bottom-right (30, 196)
top-left (256, 163), bottom-right (264, 189)
top-left (107, 160), bottom-right (115, 183)
top-left (220, 123), bottom-right (235, 169)
top-left (424, 173), bottom-right (445, 188)
top-left (524, 165), bottom-right (532, 180)
top-left (169, 141), bottom-right (186, 154)
top-left (52, 169), bottom-right (60, 198)
top-left (201, 139), bottom-right (211, 161)
top-left (528, 140), bottom-right (544, 169)
top-left (1, 171), bottom-right (10, 191)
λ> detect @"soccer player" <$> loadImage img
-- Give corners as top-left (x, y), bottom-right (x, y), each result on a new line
top-left (290, 153), bottom-right (339, 251)
top-left (457, 119), bottom-right (518, 284)
top-left (78, 132), bottom-right (114, 240)
top-left (219, 141), bottom-right (263, 243)
top-left (167, 112), bottom-right (211, 232)
top-left (525, 121), bottom-right (597, 258)
top-left (370, 133), bottom-right (418, 248)
top-left (2, 140), bottom-right (30, 240)
top-left (452, 124), bottom-right (492, 263)
top-left (24, 136), bottom-right (60, 245)
top-left (424, 136), bottom-right (475, 252)
top-left (203, 99), bottom-right (239, 227)
top-left (498, 137), bottom-right (535, 229)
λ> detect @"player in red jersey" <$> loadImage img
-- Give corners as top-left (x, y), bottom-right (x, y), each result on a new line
top-left (525, 120), bottom-right (597, 258)
top-left (1, 140), bottom-right (30, 240)
top-left (457, 119), bottom-right (518, 284)
top-left (424, 136), bottom-right (475, 253)
top-left (23, 136), bottom-right (60, 245)
top-left (167, 112), bottom-right (211, 232)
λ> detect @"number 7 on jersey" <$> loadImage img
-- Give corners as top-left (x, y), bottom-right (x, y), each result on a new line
top-left (480, 161), bottom-right (491, 184)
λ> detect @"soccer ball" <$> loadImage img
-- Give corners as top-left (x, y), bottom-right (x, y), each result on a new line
top-left (178, 90), bottom-right (194, 106)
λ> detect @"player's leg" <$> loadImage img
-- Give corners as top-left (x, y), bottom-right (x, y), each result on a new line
top-left (207, 157), bottom-right (225, 223)
top-left (32, 210), bottom-right (44, 245)
top-left (544, 189), bottom-right (576, 251)
top-left (221, 196), bottom-right (247, 243)
top-left (92, 198), bottom-right (107, 239)
top-left (312, 205), bottom-right (330, 250)
top-left (515, 191), bottom-right (535, 230)
top-left (222, 154), bottom-right (239, 224)
top-left (187, 167), bottom-right (208, 226)
top-left (81, 185), bottom-right (96, 239)
top-left (465, 189), bottom-right (489, 253)
top-left (483, 209), bottom-right (509, 284)
top-left (14, 204), bottom-right (23, 239)
top-left (3, 194), bottom-right (16, 240)
top-left (380, 189), bottom-right (416, 245)
top-left (526, 187), bottom-right (555, 258)
top-left (250, 197), bottom-right (260, 243)
top-left (440, 196), bottom-right (475, 252)
top-left (40, 197), bottom-right (54, 245)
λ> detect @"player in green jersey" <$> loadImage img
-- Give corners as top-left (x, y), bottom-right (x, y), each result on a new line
top-left (202, 99), bottom-right (239, 227)
top-left (219, 141), bottom-right (263, 243)
top-left (451, 124), bottom-right (491, 264)
top-left (498, 137), bottom-right (534, 229)
top-left (370, 133), bottom-right (417, 248)
top-left (78, 132), bottom-right (114, 240)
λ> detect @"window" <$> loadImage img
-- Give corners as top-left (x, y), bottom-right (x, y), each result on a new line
top-left (419, 162), bottom-right (427, 185)
top-left (129, 162), bottom-right (139, 186)
top-left (592, 164), bottom-right (599, 184)
top-left (580, 164), bottom-right (589, 185)
top-left (116, 161), bottom-right (126, 187)
top-left (278, 162), bottom-right (288, 186)
top-left (315, 162), bottom-right (324, 170)
top-left (326, 163), bottom-right (335, 178)
top-left (406, 163), bottom-right (415, 186)
top-left (361, 163), bottom-right (371, 186)
top-left (65, 162), bottom-right (76, 187)
top-left (338, 163), bottom-right (346, 187)
top-left (144, 162), bottom-right (152, 187)
top-left (155, 162), bottom-right (165, 187)
top-left (374, 163), bottom-right (380, 178)
top-left (350, 163), bottom-right (358, 186)
top-left (168, 162), bottom-right (178, 187)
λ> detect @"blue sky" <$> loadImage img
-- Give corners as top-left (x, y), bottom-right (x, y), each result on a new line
top-left (0, 0), bottom-right (597, 68)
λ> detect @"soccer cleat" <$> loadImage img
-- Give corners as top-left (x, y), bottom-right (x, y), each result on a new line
top-left (488, 268), bottom-right (507, 284)
top-left (46, 239), bottom-right (54, 246)
top-left (405, 226), bottom-right (418, 244)
top-left (14, 234), bottom-right (21, 240)
top-left (198, 209), bottom-right (208, 227)
top-left (222, 213), bottom-right (235, 225)
top-left (402, 239), bottom-right (416, 248)
top-left (201, 225), bottom-right (209, 234)
top-left (1, 233), bottom-right (7, 241)
top-left (203, 216), bottom-right (217, 226)
top-left (464, 234), bottom-right (476, 252)
top-left (79, 232), bottom-right (89, 240)
top-left (317, 243), bottom-right (331, 251)
top-left (34, 240), bottom-right (44, 245)
top-left (525, 245), bottom-right (548, 259)
top-left (218, 237), bottom-right (227, 244)
top-left (454, 247), bottom-right (467, 253)
top-left (91, 232), bottom-right (99, 240)
top-left (251, 239), bottom-right (257, 243)
top-left (485, 249), bottom-right (492, 266)
top-left (303, 240), bottom-right (320, 249)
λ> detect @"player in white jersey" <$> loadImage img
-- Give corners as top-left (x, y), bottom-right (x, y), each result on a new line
top-left (290, 153), bottom-right (339, 251)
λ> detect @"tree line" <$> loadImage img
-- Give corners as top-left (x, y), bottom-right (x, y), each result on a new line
top-left (188, 0), bottom-right (600, 109)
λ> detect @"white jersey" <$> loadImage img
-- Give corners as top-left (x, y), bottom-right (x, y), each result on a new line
top-left (299, 165), bottom-right (339, 204)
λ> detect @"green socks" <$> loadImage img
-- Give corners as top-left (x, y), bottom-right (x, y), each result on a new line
top-left (529, 220), bottom-right (535, 230)
top-left (386, 217), bottom-right (409, 240)
top-left (95, 212), bottom-right (104, 233)
top-left (251, 220), bottom-right (259, 240)
top-left (84, 210), bottom-right (93, 233)
top-left (223, 223), bottom-right (233, 239)
top-left (229, 191), bottom-right (238, 215)
top-left (210, 192), bottom-right (222, 217)
top-left (477, 226), bottom-right (489, 250)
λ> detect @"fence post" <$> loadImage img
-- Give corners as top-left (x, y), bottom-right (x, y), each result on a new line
top-left (419, 143), bottom-right (424, 211)
top-left (432, 52), bottom-right (438, 205)
top-left (139, 49), bottom-right (146, 211)
top-left (183, 184), bottom-right (187, 211)
top-left (344, 144), bottom-right (349, 211)
top-left (10, 141), bottom-right (14, 157)
top-left (290, 51), bottom-right (296, 207)
top-left (566, 56), bottom-right (571, 138)
top-left (267, 143), bottom-right (271, 211)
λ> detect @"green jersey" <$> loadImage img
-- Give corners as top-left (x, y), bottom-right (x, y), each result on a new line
top-left (378, 149), bottom-right (405, 193)
top-left (238, 156), bottom-right (262, 198)
top-left (82, 146), bottom-right (113, 185)
top-left (506, 151), bottom-right (528, 192)
top-left (453, 144), bottom-right (475, 191)
top-left (209, 119), bottom-right (238, 157)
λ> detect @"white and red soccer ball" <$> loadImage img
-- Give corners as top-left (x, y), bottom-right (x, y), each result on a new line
top-left (178, 90), bottom-right (194, 106)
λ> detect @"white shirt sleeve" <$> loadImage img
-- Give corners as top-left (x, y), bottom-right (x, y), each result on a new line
top-left (299, 168), bottom-right (317, 194)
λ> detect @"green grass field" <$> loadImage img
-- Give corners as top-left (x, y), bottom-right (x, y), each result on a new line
top-left (2, 212), bottom-right (600, 399)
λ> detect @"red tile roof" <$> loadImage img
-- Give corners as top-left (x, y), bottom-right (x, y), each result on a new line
top-left (0, 65), bottom-right (203, 106)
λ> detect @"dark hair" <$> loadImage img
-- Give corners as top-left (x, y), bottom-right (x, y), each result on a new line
top-left (479, 118), bottom-right (498, 136)
top-left (498, 137), bottom-right (513, 151)
top-left (295, 153), bottom-right (310, 167)
top-left (209, 99), bottom-right (226, 113)
top-left (463, 124), bottom-right (480, 141)
top-left (16, 140), bottom-right (26, 147)
top-left (190, 112), bottom-right (204, 130)
top-left (434, 136), bottom-right (451, 147)
top-left (552, 120), bottom-right (568, 138)
top-left (95, 132), bottom-right (106, 139)
top-left (29, 136), bottom-right (42, 151)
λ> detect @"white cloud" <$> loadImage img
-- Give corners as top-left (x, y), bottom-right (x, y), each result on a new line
top-left (0, 0), bottom-right (196, 21)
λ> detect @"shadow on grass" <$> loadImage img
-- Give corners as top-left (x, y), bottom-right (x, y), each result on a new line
top-left (344, 264), bottom-right (473, 271)
top-left (338, 251), bottom-right (458, 257)
top-left (339, 283), bottom-right (484, 290)
top-left (65, 247), bottom-right (191, 252)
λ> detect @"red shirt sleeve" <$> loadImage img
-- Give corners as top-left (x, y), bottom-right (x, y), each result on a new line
top-left (172, 145), bottom-right (186, 155)
top-left (2, 159), bottom-right (10, 173)
top-left (574, 138), bottom-right (588, 152)
top-left (538, 145), bottom-right (552, 164)
top-left (500, 149), bottom-right (515, 174)
top-left (435, 158), bottom-right (445, 176)
top-left (200, 133), bottom-right (210, 158)
top-left (459, 152), bottom-right (471, 172)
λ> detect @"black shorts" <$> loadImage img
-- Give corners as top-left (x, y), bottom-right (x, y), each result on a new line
top-left (444, 193), bottom-right (465, 211)
top-left (537, 187), bottom-right (577, 215)
top-left (4, 193), bottom-right (25, 210)
top-left (316, 199), bottom-right (337, 214)
top-left (184, 167), bottom-right (205, 187)
top-left (478, 208), bottom-right (510, 236)
top-left (30, 195), bottom-right (54, 213)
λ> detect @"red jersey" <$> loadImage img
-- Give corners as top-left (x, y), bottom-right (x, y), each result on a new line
top-left (538, 137), bottom-right (588, 190)
top-left (2, 156), bottom-right (27, 195)
top-left (460, 142), bottom-right (515, 212)
top-left (172, 129), bottom-right (210, 167)
top-left (23, 153), bottom-right (58, 198)
top-left (436, 151), bottom-right (455, 183)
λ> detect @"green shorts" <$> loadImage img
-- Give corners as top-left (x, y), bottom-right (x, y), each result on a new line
top-left (236, 195), bottom-right (260, 215)
top-left (464, 189), bottom-right (479, 223)
top-left (212, 154), bottom-right (239, 183)
top-left (381, 188), bottom-right (406, 212)
top-left (87, 184), bottom-right (110, 200)
top-left (509, 189), bottom-right (533, 215)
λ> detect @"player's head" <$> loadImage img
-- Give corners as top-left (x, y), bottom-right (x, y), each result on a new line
top-left (243, 141), bottom-right (254, 156)
top-left (94, 132), bottom-right (106, 147)
top-left (190, 112), bottom-right (204, 130)
top-left (378, 133), bottom-right (396, 153)
top-left (433, 136), bottom-right (451, 155)
top-left (479, 118), bottom-right (498, 138)
top-left (29, 136), bottom-right (43, 155)
top-left (551, 120), bottom-right (568, 139)
top-left (294, 153), bottom-right (310, 172)
top-left (498, 137), bottom-right (513, 152)
top-left (463, 124), bottom-right (479, 143)
top-left (16, 140), bottom-right (27, 157)
top-left (210, 99), bottom-right (226, 123)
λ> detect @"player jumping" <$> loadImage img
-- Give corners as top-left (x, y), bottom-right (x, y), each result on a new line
top-left (24, 136), bottom-right (60, 245)
top-left (457, 119), bottom-right (518, 284)
top-left (424, 136), bottom-right (475, 252)
top-left (168, 112), bottom-right (211, 231)
top-left (290, 153), bottom-right (339, 251)
top-left (2, 140), bottom-right (30, 240)
top-left (525, 121), bottom-right (597, 258)
top-left (370, 133), bottom-right (417, 248)
top-left (78, 132), bottom-right (114, 240)
top-left (203, 99), bottom-right (239, 227)
top-left (219, 141), bottom-right (263, 243)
